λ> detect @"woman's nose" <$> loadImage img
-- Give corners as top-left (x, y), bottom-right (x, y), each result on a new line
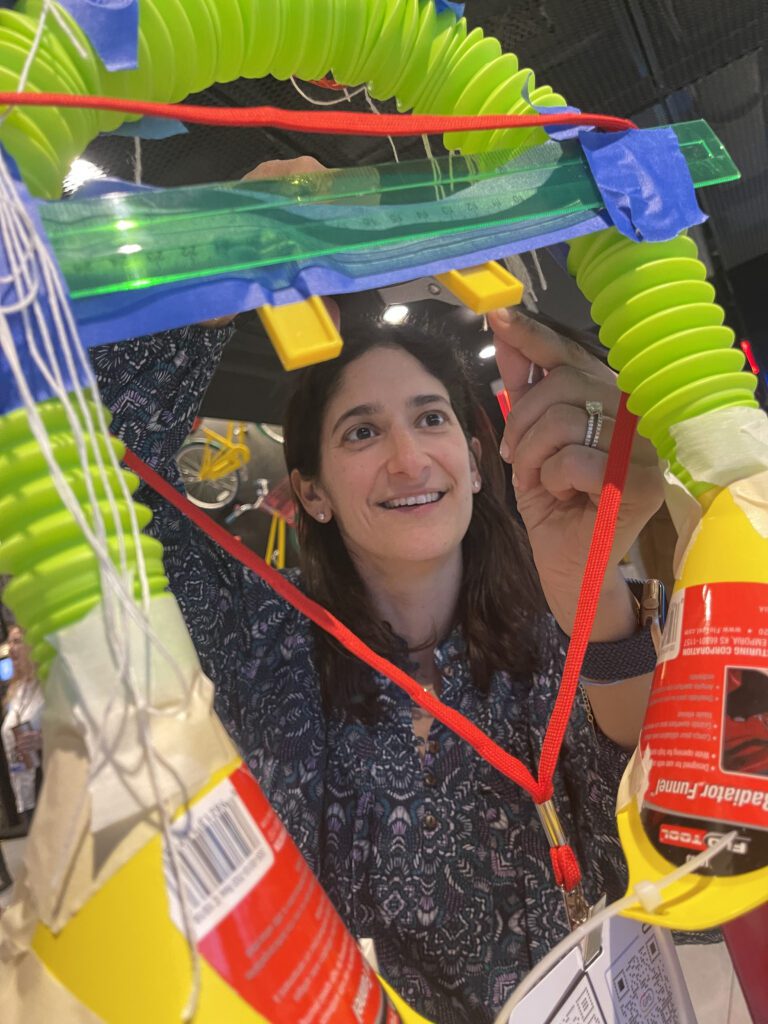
top-left (385, 428), bottom-right (430, 477)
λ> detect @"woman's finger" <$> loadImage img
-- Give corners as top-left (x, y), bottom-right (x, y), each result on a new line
top-left (488, 308), bottom-right (614, 408)
top-left (513, 402), bottom-right (659, 491)
top-left (501, 365), bottom-right (621, 462)
top-left (513, 404), bottom-right (612, 493)
top-left (241, 155), bottom-right (326, 180)
top-left (538, 445), bottom-right (664, 511)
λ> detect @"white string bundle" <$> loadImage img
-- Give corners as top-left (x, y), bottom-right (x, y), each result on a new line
top-left (0, 22), bottom-right (204, 1017)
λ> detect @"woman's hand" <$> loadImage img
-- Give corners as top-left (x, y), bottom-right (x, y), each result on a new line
top-left (487, 308), bottom-right (664, 639)
top-left (200, 156), bottom-right (340, 329)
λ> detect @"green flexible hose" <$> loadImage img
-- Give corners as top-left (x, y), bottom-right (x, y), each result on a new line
top-left (0, 0), bottom-right (757, 671)
top-left (0, 400), bottom-right (168, 676)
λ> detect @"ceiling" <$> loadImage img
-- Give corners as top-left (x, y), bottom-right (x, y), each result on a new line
top-left (81, 0), bottom-right (768, 422)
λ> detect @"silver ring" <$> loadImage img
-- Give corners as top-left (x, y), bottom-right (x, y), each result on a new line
top-left (583, 400), bottom-right (603, 448)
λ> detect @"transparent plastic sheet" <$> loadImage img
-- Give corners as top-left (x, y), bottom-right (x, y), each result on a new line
top-left (40, 120), bottom-right (735, 303)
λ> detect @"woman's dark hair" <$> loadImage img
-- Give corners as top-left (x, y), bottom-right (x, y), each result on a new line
top-left (284, 311), bottom-right (547, 721)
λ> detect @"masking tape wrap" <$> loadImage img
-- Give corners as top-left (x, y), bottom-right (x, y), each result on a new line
top-left (663, 407), bottom-right (768, 571)
top-left (0, 595), bottom-right (237, 1019)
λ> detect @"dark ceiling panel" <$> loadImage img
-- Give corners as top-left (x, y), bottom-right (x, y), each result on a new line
top-left (465, 0), bottom-right (657, 113)
top-left (629, 0), bottom-right (767, 94)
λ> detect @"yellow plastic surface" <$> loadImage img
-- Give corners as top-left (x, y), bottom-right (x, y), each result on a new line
top-left (434, 261), bottom-right (524, 314)
top-left (618, 481), bottom-right (768, 930)
top-left (257, 295), bottom-right (343, 370)
top-left (31, 755), bottom-right (432, 1023)
top-left (32, 760), bottom-right (270, 1023)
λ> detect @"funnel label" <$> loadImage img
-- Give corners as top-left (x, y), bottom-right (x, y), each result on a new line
top-left (640, 582), bottom-right (768, 868)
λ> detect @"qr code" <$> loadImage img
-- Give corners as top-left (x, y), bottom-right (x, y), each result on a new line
top-left (612, 929), bottom-right (679, 1024)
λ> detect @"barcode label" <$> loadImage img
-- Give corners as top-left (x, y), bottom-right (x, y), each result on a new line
top-left (658, 591), bottom-right (684, 664)
top-left (164, 778), bottom-right (274, 941)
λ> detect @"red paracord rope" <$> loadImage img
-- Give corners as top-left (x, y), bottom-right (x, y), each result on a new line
top-left (0, 93), bottom-right (637, 135)
top-left (122, 395), bottom-right (637, 891)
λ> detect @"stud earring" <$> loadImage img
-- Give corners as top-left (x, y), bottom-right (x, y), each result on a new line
top-left (317, 512), bottom-right (326, 521)
top-left (472, 479), bottom-right (481, 492)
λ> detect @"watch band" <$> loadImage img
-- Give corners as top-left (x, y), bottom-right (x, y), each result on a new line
top-left (559, 579), bottom-right (666, 685)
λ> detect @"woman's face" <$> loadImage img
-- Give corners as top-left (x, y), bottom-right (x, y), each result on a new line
top-left (301, 346), bottom-right (480, 572)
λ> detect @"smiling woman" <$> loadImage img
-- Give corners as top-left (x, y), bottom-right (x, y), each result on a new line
top-left (284, 319), bottom-right (546, 719)
top-left (90, 295), bottom-right (663, 1024)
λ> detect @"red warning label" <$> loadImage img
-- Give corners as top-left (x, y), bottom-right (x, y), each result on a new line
top-left (165, 764), bottom-right (400, 1024)
top-left (641, 582), bottom-right (768, 832)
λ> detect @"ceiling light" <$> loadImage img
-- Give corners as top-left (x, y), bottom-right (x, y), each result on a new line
top-left (478, 344), bottom-right (496, 360)
top-left (63, 158), bottom-right (106, 193)
top-left (381, 304), bottom-right (409, 325)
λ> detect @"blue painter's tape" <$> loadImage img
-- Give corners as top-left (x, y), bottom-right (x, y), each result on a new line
top-left (580, 127), bottom-right (707, 242)
top-left (108, 117), bottom-right (189, 140)
top-left (57, 0), bottom-right (139, 72)
top-left (433, 1), bottom-right (464, 17)
top-left (527, 86), bottom-right (705, 242)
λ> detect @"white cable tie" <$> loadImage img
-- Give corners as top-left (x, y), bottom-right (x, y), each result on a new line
top-left (632, 879), bottom-right (663, 913)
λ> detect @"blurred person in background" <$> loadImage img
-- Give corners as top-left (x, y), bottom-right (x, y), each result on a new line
top-left (0, 626), bottom-right (43, 828)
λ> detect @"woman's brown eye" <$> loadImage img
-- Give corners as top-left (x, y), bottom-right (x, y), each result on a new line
top-left (348, 425), bottom-right (375, 442)
top-left (423, 411), bottom-right (445, 427)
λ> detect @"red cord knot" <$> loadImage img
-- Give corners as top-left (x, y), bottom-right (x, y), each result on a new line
top-left (549, 844), bottom-right (582, 892)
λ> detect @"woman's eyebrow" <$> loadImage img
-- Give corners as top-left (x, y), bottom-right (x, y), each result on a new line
top-left (409, 394), bottom-right (450, 409)
top-left (331, 395), bottom-right (450, 435)
top-left (331, 402), bottom-right (382, 435)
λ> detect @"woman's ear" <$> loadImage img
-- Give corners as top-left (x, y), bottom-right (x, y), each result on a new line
top-left (469, 437), bottom-right (483, 493)
top-left (290, 468), bottom-right (333, 523)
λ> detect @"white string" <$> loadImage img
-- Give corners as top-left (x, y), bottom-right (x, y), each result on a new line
top-left (493, 830), bottom-right (739, 1023)
top-left (134, 137), bottom-right (143, 185)
top-left (48, 1), bottom-right (89, 60)
top-left (289, 76), bottom-right (367, 107)
top-left (0, 149), bottom-right (202, 1019)
top-left (530, 247), bottom-right (548, 293)
top-left (421, 133), bottom-right (446, 202)
top-left (363, 88), bottom-right (400, 163)
top-left (2, 0), bottom-right (52, 122)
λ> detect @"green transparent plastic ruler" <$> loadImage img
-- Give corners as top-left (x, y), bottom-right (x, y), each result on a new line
top-left (41, 120), bottom-right (738, 299)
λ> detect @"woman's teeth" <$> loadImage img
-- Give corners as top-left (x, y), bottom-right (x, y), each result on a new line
top-left (382, 492), bottom-right (442, 509)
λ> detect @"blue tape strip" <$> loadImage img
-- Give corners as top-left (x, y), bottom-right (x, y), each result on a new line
top-left (108, 117), bottom-right (189, 140)
top-left (433, 0), bottom-right (465, 16)
top-left (0, 151), bottom-right (92, 414)
top-left (580, 128), bottom-right (707, 243)
top-left (57, 0), bottom-right (138, 72)
top-left (527, 88), bottom-right (705, 242)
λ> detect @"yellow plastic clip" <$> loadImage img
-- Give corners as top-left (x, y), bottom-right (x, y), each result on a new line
top-left (257, 295), bottom-right (343, 371)
top-left (434, 261), bottom-right (524, 315)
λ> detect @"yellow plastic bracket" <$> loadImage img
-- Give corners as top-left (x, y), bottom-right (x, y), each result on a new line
top-left (257, 295), bottom-right (343, 371)
top-left (434, 261), bottom-right (524, 315)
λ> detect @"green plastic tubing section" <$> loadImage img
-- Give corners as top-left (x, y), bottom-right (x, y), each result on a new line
top-left (0, 401), bottom-right (168, 677)
top-left (0, 0), bottom-right (757, 665)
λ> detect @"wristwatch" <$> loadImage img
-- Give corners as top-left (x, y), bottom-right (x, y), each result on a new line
top-left (577, 578), bottom-right (667, 685)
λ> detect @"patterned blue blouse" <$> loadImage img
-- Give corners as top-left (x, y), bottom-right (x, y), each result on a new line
top-left (91, 325), bottom-right (633, 1024)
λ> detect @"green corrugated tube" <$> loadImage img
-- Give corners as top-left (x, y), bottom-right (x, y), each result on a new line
top-left (0, 400), bottom-right (168, 676)
top-left (567, 229), bottom-right (758, 491)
